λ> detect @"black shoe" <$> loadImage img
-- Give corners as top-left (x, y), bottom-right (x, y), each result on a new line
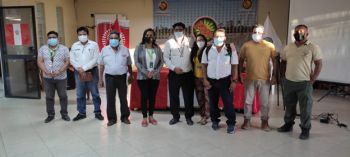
top-left (186, 118), bottom-right (194, 126)
top-left (277, 123), bottom-right (294, 132)
top-left (299, 126), bottom-right (310, 140)
top-left (107, 121), bottom-right (116, 126)
top-left (227, 125), bottom-right (235, 134)
top-left (212, 122), bottom-right (219, 131)
top-left (62, 115), bottom-right (70, 121)
top-left (73, 114), bottom-right (86, 121)
top-left (121, 118), bottom-right (131, 124)
top-left (95, 114), bottom-right (104, 121)
top-left (44, 116), bottom-right (54, 123)
top-left (169, 118), bottom-right (180, 125)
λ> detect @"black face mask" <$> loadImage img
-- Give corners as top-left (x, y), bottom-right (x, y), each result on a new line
top-left (293, 33), bottom-right (305, 42)
top-left (144, 37), bottom-right (153, 43)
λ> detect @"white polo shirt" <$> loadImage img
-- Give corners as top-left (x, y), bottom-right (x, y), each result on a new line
top-left (201, 44), bottom-right (239, 79)
top-left (98, 45), bottom-right (132, 75)
top-left (163, 36), bottom-right (192, 72)
top-left (70, 40), bottom-right (99, 71)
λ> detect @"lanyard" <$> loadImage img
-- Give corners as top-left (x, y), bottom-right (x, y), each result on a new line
top-left (48, 46), bottom-right (58, 61)
top-left (146, 48), bottom-right (155, 60)
top-left (174, 37), bottom-right (185, 57)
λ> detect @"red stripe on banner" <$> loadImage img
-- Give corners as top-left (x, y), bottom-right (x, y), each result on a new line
top-left (97, 22), bottom-right (113, 51)
top-left (120, 27), bottom-right (129, 48)
top-left (20, 24), bottom-right (31, 45)
top-left (5, 24), bottom-right (14, 46)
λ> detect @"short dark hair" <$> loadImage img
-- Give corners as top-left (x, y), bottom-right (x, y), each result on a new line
top-left (109, 30), bottom-right (120, 38)
top-left (47, 31), bottom-right (58, 37)
top-left (172, 22), bottom-right (186, 29)
top-left (76, 26), bottom-right (89, 35)
top-left (295, 24), bottom-right (308, 31)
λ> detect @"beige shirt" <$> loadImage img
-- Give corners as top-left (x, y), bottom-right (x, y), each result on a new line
top-left (281, 41), bottom-right (322, 81)
top-left (239, 40), bottom-right (276, 81)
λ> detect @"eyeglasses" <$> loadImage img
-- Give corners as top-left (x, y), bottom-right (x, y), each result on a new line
top-left (109, 37), bottom-right (120, 40)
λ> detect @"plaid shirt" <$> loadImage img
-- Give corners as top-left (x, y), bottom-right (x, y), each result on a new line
top-left (38, 44), bottom-right (69, 80)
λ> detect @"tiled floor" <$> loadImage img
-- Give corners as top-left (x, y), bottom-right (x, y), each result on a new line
top-left (0, 89), bottom-right (349, 157)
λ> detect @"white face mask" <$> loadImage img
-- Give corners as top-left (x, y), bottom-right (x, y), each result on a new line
top-left (78, 35), bottom-right (88, 43)
top-left (196, 41), bottom-right (205, 48)
top-left (174, 32), bottom-right (183, 39)
top-left (252, 33), bottom-right (263, 42)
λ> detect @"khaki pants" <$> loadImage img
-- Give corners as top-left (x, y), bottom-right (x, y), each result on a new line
top-left (244, 80), bottom-right (270, 120)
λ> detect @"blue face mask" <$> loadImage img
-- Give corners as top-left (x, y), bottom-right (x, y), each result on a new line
top-left (213, 37), bottom-right (224, 46)
top-left (109, 39), bottom-right (119, 47)
top-left (48, 38), bottom-right (58, 46)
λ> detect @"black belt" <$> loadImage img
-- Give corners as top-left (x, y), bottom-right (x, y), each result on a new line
top-left (105, 73), bottom-right (126, 78)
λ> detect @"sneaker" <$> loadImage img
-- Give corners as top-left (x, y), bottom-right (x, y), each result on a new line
top-left (149, 117), bottom-right (158, 125)
top-left (73, 114), bottom-right (86, 121)
top-left (121, 118), bottom-right (131, 124)
top-left (299, 126), bottom-right (310, 140)
top-left (212, 122), bottom-right (219, 131)
top-left (241, 119), bottom-right (251, 130)
top-left (95, 114), bottom-right (104, 121)
top-left (169, 118), bottom-right (180, 125)
top-left (197, 117), bottom-right (208, 125)
top-left (186, 118), bottom-right (194, 126)
top-left (277, 123), bottom-right (294, 132)
top-left (44, 116), bottom-right (54, 123)
top-left (141, 119), bottom-right (148, 127)
top-left (62, 115), bottom-right (70, 121)
top-left (261, 120), bottom-right (271, 132)
top-left (107, 121), bottom-right (116, 126)
top-left (227, 125), bottom-right (235, 134)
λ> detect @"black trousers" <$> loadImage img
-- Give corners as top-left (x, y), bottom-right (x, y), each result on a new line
top-left (208, 76), bottom-right (236, 125)
top-left (168, 70), bottom-right (194, 120)
top-left (105, 74), bottom-right (130, 122)
top-left (137, 79), bottom-right (160, 118)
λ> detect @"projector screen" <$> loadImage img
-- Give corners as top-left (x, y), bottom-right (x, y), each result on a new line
top-left (288, 0), bottom-right (350, 84)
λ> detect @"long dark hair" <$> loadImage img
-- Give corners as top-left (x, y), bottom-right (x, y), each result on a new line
top-left (190, 34), bottom-right (207, 67)
top-left (141, 28), bottom-right (158, 47)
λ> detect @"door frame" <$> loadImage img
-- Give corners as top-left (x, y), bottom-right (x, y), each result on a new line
top-left (0, 6), bottom-right (41, 99)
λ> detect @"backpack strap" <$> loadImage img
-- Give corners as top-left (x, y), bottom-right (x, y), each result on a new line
top-left (205, 45), bottom-right (212, 61)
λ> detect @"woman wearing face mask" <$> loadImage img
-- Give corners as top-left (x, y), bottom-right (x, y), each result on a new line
top-left (190, 34), bottom-right (210, 125)
top-left (134, 28), bottom-right (163, 127)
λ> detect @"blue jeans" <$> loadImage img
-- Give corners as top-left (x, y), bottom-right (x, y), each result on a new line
top-left (74, 67), bottom-right (101, 115)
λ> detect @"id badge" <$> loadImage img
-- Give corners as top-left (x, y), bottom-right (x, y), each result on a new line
top-left (149, 62), bottom-right (154, 68)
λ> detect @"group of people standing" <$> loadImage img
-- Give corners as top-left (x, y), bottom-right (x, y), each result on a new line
top-left (38, 22), bottom-right (322, 140)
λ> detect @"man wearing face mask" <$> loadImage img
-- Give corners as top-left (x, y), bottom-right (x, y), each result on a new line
top-left (163, 22), bottom-right (195, 125)
top-left (278, 24), bottom-right (323, 140)
top-left (202, 29), bottom-right (239, 134)
top-left (70, 26), bottom-right (104, 121)
top-left (98, 30), bottom-right (133, 126)
top-left (239, 24), bottom-right (276, 131)
top-left (37, 31), bottom-right (70, 123)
